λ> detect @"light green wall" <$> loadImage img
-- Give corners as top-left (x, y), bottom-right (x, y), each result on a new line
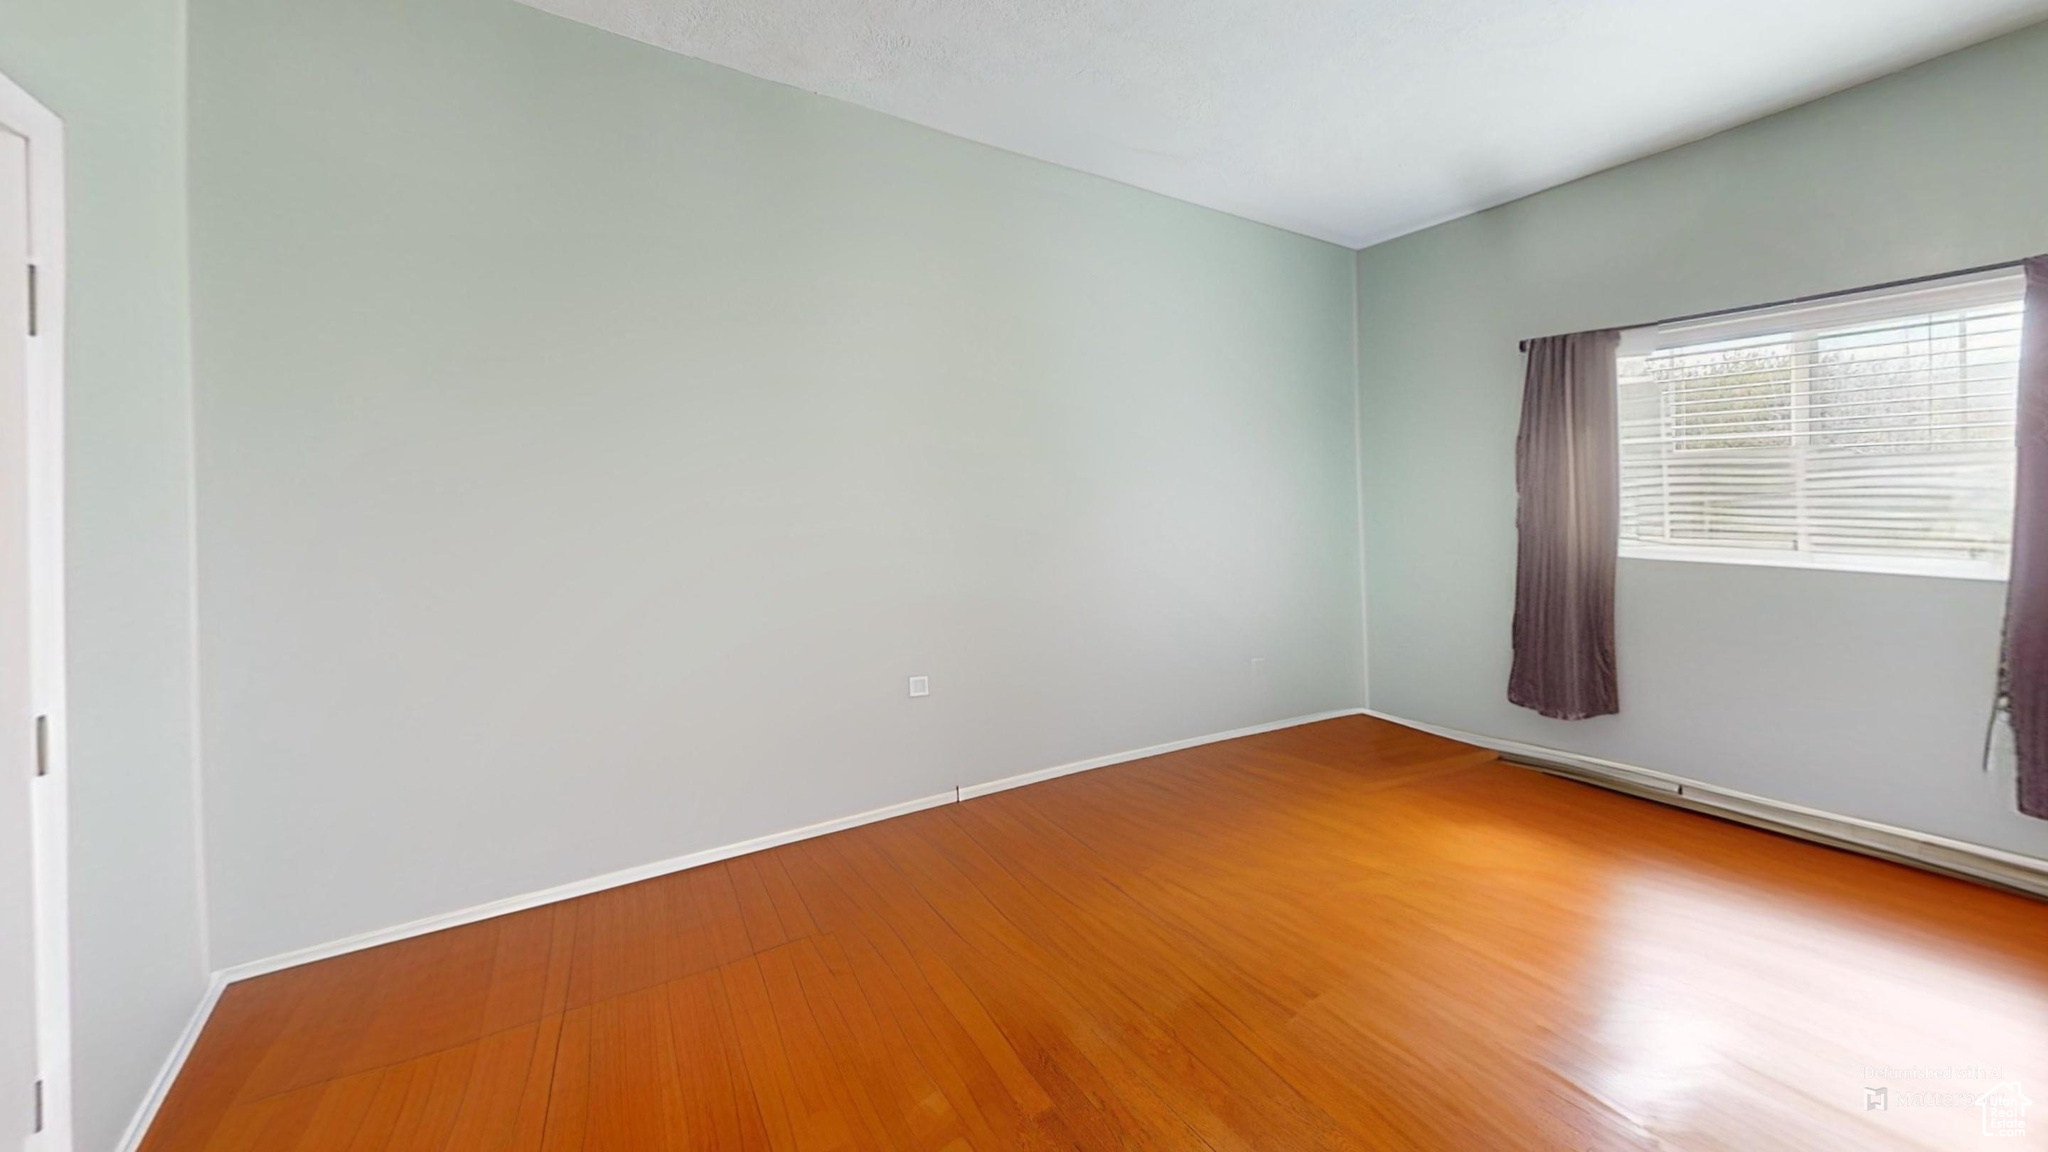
top-left (1356, 21), bottom-right (2048, 856)
top-left (187, 0), bottom-right (1363, 967)
top-left (0, 1), bottom-right (206, 1149)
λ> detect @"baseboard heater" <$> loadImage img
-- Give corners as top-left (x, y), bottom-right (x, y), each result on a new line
top-left (1498, 748), bottom-right (2048, 903)
top-left (1359, 709), bottom-right (2048, 904)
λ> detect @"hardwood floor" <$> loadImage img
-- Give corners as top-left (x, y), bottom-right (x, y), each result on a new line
top-left (141, 716), bottom-right (2048, 1151)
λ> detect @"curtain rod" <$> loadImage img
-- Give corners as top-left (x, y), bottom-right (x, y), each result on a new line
top-left (1516, 257), bottom-right (2030, 353)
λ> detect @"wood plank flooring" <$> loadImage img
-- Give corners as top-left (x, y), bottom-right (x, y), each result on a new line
top-left (142, 716), bottom-right (2048, 1150)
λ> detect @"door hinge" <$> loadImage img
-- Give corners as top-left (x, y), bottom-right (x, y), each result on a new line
top-left (32, 1078), bottom-right (43, 1133)
top-left (26, 263), bottom-right (37, 337)
top-left (34, 715), bottom-right (47, 777)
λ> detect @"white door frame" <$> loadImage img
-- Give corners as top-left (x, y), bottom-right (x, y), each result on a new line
top-left (0, 72), bottom-right (70, 1152)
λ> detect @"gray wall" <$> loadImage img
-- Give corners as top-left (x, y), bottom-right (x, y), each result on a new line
top-left (188, 0), bottom-right (1364, 968)
top-left (1356, 22), bottom-right (2048, 858)
top-left (0, 1), bottom-right (208, 1149)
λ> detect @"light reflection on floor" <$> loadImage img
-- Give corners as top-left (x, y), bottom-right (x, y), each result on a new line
top-left (1587, 869), bottom-right (2048, 1150)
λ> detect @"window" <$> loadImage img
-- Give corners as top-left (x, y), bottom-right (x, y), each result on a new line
top-left (1618, 268), bottom-right (2026, 579)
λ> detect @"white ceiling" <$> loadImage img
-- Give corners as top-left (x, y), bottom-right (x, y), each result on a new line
top-left (521, 0), bottom-right (2048, 248)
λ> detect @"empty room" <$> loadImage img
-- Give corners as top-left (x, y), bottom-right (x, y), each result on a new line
top-left (6, 0), bottom-right (2048, 1148)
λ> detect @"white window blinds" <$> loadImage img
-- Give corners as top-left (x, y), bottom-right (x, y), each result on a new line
top-left (1618, 268), bottom-right (2026, 579)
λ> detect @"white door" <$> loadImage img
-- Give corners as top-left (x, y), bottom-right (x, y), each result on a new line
top-left (0, 127), bottom-right (39, 1150)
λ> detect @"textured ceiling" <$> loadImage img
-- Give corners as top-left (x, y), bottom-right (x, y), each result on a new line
top-left (520, 0), bottom-right (2048, 247)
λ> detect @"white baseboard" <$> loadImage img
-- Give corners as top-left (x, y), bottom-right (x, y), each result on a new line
top-left (215, 786), bottom-right (960, 984)
top-left (957, 708), bottom-right (1365, 801)
top-left (216, 707), bottom-right (1362, 988)
top-left (114, 972), bottom-right (228, 1152)
top-left (1363, 708), bottom-right (2048, 901)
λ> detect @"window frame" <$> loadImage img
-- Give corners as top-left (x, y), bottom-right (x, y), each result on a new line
top-left (1615, 267), bottom-right (2026, 583)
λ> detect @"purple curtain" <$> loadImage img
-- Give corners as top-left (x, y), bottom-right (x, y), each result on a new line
top-left (1509, 331), bottom-right (1621, 720)
top-left (2001, 257), bottom-right (2048, 817)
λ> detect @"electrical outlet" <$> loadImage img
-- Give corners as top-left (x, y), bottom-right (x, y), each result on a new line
top-left (908, 675), bottom-right (930, 698)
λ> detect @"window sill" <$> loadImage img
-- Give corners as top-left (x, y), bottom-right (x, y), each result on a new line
top-left (1618, 544), bottom-right (2008, 583)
